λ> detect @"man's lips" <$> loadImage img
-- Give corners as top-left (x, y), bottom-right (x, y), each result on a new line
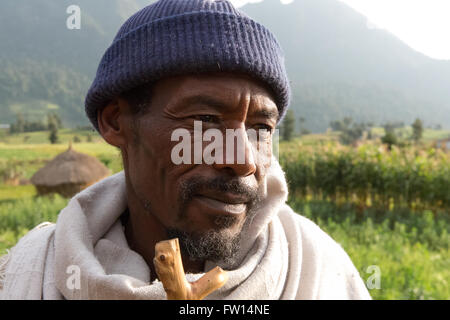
top-left (196, 191), bottom-right (250, 204)
top-left (193, 192), bottom-right (248, 215)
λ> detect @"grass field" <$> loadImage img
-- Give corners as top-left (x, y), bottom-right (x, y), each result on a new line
top-left (291, 199), bottom-right (449, 299)
top-left (0, 128), bottom-right (104, 145)
top-left (0, 130), bottom-right (448, 299)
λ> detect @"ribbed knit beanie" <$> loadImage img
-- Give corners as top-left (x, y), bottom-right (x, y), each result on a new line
top-left (85, 0), bottom-right (291, 130)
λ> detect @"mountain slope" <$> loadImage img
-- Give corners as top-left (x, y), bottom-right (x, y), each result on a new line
top-left (240, 0), bottom-right (450, 131)
top-left (0, 0), bottom-right (152, 126)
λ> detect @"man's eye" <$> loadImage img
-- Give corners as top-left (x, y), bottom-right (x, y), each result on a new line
top-left (194, 115), bottom-right (219, 123)
top-left (254, 124), bottom-right (273, 132)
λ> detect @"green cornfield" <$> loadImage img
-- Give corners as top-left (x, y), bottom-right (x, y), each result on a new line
top-left (277, 139), bottom-right (449, 299)
top-left (280, 140), bottom-right (450, 211)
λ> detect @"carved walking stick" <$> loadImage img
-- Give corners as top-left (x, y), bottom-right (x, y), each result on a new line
top-left (153, 238), bottom-right (228, 300)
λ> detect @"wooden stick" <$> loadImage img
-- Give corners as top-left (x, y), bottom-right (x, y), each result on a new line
top-left (153, 238), bottom-right (228, 300)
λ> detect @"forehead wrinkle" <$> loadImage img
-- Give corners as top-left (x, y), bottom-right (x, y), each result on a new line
top-left (179, 95), bottom-right (231, 111)
top-left (160, 74), bottom-right (276, 119)
top-left (174, 86), bottom-right (251, 119)
top-left (164, 79), bottom-right (241, 115)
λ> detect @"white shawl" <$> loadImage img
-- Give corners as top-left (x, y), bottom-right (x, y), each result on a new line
top-left (0, 159), bottom-right (371, 300)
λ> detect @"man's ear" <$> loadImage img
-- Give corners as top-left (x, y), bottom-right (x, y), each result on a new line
top-left (97, 98), bottom-right (129, 148)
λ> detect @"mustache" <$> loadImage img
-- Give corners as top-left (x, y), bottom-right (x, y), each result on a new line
top-left (178, 175), bottom-right (261, 207)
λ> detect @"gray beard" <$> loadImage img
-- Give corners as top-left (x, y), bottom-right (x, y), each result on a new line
top-left (166, 204), bottom-right (258, 269)
top-left (166, 226), bottom-right (242, 268)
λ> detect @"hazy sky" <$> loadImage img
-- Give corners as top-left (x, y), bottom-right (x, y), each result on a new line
top-left (230, 0), bottom-right (450, 60)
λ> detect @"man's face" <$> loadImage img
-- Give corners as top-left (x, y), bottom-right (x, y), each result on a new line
top-left (122, 73), bottom-right (278, 265)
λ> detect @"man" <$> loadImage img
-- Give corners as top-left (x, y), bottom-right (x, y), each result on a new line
top-left (0, 0), bottom-right (371, 299)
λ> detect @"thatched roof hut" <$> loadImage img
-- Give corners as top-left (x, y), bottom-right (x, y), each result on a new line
top-left (31, 144), bottom-right (110, 197)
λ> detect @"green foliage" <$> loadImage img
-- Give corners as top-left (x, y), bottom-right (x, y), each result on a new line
top-left (280, 141), bottom-right (450, 210)
top-left (47, 112), bottom-right (63, 130)
top-left (48, 126), bottom-right (59, 144)
top-left (289, 199), bottom-right (449, 299)
top-left (0, 195), bottom-right (66, 252)
top-left (281, 109), bottom-right (295, 141)
top-left (330, 117), bottom-right (367, 145)
top-left (0, 196), bottom-right (65, 233)
top-left (0, 160), bottom-right (25, 183)
top-left (280, 138), bottom-right (449, 298)
top-left (381, 130), bottom-right (397, 150)
top-left (298, 117), bottom-right (311, 136)
top-left (47, 112), bottom-right (62, 144)
top-left (412, 118), bottom-right (423, 143)
top-left (9, 111), bottom-right (63, 134)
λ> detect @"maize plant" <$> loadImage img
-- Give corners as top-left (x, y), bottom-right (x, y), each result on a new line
top-left (279, 141), bottom-right (450, 211)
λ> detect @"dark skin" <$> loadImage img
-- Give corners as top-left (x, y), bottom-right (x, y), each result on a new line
top-left (97, 73), bottom-right (279, 282)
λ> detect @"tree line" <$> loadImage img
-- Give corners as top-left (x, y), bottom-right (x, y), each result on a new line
top-left (279, 109), bottom-right (425, 147)
top-left (9, 112), bottom-right (63, 144)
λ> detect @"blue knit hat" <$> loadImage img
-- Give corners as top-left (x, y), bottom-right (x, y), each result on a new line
top-left (85, 0), bottom-right (291, 130)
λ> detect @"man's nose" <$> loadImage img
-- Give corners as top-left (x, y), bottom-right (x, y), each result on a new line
top-left (212, 127), bottom-right (257, 177)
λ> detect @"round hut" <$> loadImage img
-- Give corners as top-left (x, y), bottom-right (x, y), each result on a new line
top-left (31, 144), bottom-right (111, 197)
